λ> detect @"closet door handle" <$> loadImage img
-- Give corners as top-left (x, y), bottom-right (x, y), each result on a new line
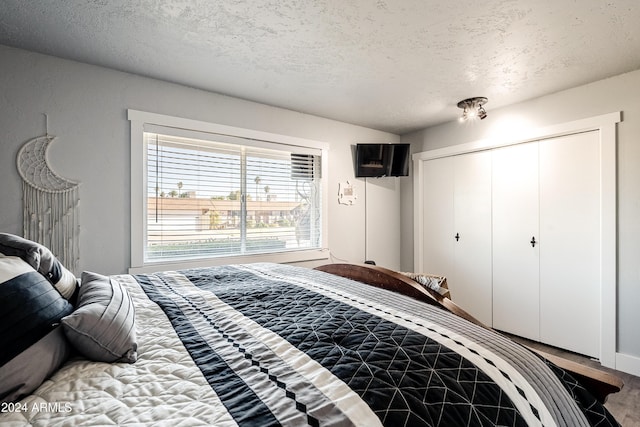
top-left (454, 233), bottom-right (460, 241)
top-left (530, 236), bottom-right (537, 247)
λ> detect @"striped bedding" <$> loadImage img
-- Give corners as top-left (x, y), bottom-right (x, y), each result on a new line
top-left (1, 263), bottom-right (617, 426)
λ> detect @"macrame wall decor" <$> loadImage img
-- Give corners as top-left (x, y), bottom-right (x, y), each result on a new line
top-left (17, 115), bottom-right (80, 273)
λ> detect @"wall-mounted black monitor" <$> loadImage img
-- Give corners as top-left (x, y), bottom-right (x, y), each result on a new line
top-left (355, 143), bottom-right (410, 177)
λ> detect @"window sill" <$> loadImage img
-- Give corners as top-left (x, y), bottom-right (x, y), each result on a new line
top-left (128, 249), bottom-right (330, 274)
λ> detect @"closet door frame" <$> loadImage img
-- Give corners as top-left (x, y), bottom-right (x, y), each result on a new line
top-left (412, 111), bottom-right (620, 368)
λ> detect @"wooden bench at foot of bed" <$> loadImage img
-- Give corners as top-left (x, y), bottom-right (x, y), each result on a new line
top-left (314, 262), bottom-right (623, 404)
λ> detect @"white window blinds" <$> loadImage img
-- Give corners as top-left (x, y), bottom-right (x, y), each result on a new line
top-left (144, 131), bottom-right (322, 262)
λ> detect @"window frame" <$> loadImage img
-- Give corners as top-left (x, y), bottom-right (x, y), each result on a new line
top-left (128, 109), bottom-right (329, 273)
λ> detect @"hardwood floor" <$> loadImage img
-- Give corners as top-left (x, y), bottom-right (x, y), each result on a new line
top-left (505, 334), bottom-right (640, 427)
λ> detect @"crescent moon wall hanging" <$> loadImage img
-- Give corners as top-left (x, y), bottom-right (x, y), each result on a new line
top-left (17, 131), bottom-right (80, 273)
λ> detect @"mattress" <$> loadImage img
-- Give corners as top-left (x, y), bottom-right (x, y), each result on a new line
top-left (0, 263), bottom-right (618, 426)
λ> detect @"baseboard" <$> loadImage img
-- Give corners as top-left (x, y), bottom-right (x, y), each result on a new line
top-left (615, 352), bottom-right (640, 377)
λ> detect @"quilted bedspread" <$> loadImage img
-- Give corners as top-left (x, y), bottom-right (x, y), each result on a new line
top-left (1, 263), bottom-right (618, 426)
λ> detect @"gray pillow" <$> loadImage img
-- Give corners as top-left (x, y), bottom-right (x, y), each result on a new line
top-left (62, 271), bottom-right (137, 363)
top-left (0, 327), bottom-right (71, 403)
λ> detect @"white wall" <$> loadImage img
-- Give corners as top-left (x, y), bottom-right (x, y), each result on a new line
top-left (0, 45), bottom-right (400, 275)
top-left (401, 69), bottom-right (640, 367)
top-left (363, 177), bottom-right (403, 270)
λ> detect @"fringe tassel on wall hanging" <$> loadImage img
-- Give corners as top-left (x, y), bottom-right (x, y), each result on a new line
top-left (17, 133), bottom-right (80, 273)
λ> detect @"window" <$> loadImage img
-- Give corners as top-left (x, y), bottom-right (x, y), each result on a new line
top-left (129, 110), bottom-right (328, 272)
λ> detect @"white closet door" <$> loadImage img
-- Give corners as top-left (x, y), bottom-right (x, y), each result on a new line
top-left (421, 157), bottom-right (454, 277)
top-left (492, 142), bottom-right (540, 340)
top-left (539, 131), bottom-right (600, 357)
top-left (452, 151), bottom-right (493, 326)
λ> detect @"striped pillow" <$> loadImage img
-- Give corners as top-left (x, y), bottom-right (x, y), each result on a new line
top-left (62, 271), bottom-right (137, 363)
top-left (0, 233), bottom-right (78, 300)
top-left (0, 254), bottom-right (74, 365)
top-left (0, 254), bottom-right (74, 403)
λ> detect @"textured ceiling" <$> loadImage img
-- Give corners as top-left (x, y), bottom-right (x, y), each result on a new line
top-left (1, 0), bottom-right (639, 134)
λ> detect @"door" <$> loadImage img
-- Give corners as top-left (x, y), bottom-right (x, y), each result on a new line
top-left (421, 156), bottom-right (454, 277)
top-left (539, 131), bottom-right (600, 357)
top-left (451, 151), bottom-right (493, 326)
top-left (492, 142), bottom-right (540, 340)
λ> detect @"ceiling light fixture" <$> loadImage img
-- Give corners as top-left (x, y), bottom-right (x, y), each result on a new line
top-left (457, 97), bottom-right (488, 122)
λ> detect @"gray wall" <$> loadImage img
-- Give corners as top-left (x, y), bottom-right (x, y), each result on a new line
top-left (401, 69), bottom-right (640, 360)
top-left (0, 45), bottom-right (401, 274)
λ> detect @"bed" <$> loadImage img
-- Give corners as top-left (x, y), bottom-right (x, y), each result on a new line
top-left (0, 235), bottom-right (622, 426)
